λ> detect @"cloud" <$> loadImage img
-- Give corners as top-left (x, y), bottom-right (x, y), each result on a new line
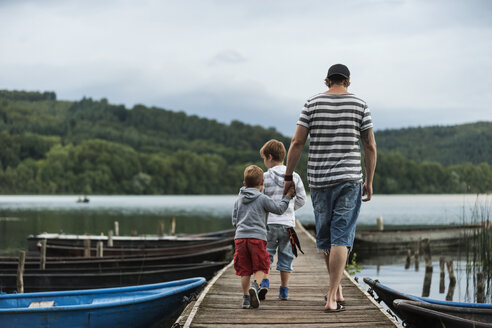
top-left (209, 50), bottom-right (247, 65)
top-left (0, 0), bottom-right (491, 135)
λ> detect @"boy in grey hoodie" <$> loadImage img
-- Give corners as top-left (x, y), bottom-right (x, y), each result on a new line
top-left (232, 164), bottom-right (295, 309)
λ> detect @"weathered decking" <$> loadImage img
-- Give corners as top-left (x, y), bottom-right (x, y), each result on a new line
top-left (174, 222), bottom-right (401, 327)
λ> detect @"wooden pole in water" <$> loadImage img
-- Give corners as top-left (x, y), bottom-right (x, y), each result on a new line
top-left (377, 216), bottom-right (384, 231)
top-left (158, 221), bottom-right (165, 237)
top-left (114, 221), bottom-right (119, 236)
top-left (84, 239), bottom-right (91, 258)
top-left (446, 260), bottom-right (456, 301)
top-left (170, 217), bottom-right (176, 235)
top-left (477, 272), bottom-right (485, 303)
top-left (439, 257), bottom-right (445, 294)
top-left (40, 239), bottom-right (47, 270)
top-left (17, 251), bottom-right (25, 294)
top-left (446, 260), bottom-right (456, 284)
top-left (96, 241), bottom-right (103, 258)
top-left (422, 238), bottom-right (432, 273)
top-left (108, 230), bottom-right (114, 247)
top-left (414, 249), bottom-right (420, 271)
top-left (405, 249), bottom-right (411, 269)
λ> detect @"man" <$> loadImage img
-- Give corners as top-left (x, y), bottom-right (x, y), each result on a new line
top-left (283, 63), bottom-right (377, 312)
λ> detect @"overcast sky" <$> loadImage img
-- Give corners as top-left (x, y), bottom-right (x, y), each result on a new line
top-left (1, 0), bottom-right (491, 135)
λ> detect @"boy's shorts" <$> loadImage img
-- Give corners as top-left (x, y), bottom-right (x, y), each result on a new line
top-left (233, 238), bottom-right (270, 276)
top-left (267, 224), bottom-right (295, 273)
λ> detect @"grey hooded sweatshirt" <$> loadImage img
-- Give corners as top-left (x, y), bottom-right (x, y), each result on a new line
top-left (232, 187), bottom-right (292, 241)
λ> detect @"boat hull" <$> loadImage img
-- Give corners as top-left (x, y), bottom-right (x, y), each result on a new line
top-left (0, 262), bottom-right (226, 293)
top-left (0, 278), bottom-right (206, 328)
top-left (393, 299), bottom-right (492, 328)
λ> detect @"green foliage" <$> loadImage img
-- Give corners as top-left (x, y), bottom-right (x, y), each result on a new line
top-left (375, 122), bottom-right (492, 165)
top-left (0, 89), bottom-right (491, 194)
top-left (346, 252), bottom-right (362, 275)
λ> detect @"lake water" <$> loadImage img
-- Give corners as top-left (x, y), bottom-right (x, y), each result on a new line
top-left (0, 194), bottom-right (490, 303)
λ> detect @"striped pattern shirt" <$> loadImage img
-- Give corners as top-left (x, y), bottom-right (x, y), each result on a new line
top-left (297, 93), bottom-right (373, 189)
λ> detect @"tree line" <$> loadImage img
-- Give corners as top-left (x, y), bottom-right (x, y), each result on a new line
top-left (0, 89), bottom-right (490, 194)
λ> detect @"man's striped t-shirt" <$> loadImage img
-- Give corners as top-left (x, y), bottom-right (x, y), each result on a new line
top-left (297, 93), bottom-right (373, 189)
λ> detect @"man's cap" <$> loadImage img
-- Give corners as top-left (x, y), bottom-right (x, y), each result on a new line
top-left (327, 64), bottom-right (350, 79)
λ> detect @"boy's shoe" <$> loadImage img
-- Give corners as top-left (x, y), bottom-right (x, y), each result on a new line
top-left (242, 295), bottom-right (251, 309)
top-left (258, 278), bottom-right (269, 301)
top-left (279, 286), bottom-right (288, 300)
top-left (249, 281), bottom-right (260, 308)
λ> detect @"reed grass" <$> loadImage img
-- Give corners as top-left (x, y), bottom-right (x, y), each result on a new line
top-left (460, 195), bottom-right (491, 303)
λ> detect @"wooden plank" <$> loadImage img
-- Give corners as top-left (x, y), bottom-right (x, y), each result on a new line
top-left (175, 221), bottom-right (401, 328)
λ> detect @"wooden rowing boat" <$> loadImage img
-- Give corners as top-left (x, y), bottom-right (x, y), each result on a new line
top-left (0, 278), bottom-right (205, 328)
top-left (0, 262), bottom-right (227, 293)
top-left (38, 235), bottom-right (234, 257)
top-left (0, 244), bottom-right (232, 270)
top-left (27, 229), bottom-right (235, 250)
top-left (364, 277), bottom-right (492, 325)
top-left (393, 299), bottom-right (492, 328)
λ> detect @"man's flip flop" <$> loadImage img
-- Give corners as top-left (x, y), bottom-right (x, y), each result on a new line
top-left (324, 295), bottom-right (346, 306)
top-left (324, 303), bottom-right (345, 313)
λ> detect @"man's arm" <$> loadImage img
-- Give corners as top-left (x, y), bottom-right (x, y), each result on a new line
top-left (361, 128), bottom-right (377, 202)
top-left (283, 125), bottom-right (309, 195)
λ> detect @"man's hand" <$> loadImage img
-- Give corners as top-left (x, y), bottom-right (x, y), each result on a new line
top-left (362, 181), bottom-right (372, 202)
top-left (283, 180), bottom-right (295, 196)
top-left (286, 185), bottom-right (296, 198)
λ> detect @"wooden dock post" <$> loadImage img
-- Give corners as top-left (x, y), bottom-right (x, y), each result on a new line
top-left (405, 249), bottom-right (411, 269)
top-left (414, 249), bottom-right (419, 271)
top-left (377, 216), bottom-right (384, 231)
top-left (439, 257), bottom-right (445, 293)
top-left (114, 221), bottom-right (119, 236)
top-left (446, 260), bottom-right (456, 284)
top-left (422, 238), bottom-right (432, 273)
top-left (17, 251), bottom-right (25, 294)
top-left (108, 230), bottom-right (114, 247)
top-left (84, 239), bottom-right (91, 258)
top-left (446, 260), bottom-right (456, 301)
top-left (96, 241), bottom-right (104, 257)
top-left (477, 272), bottom-right (485, 303)
top-left (158, 221), bottom-right (165, 237)
top-left (170, 217), bottom-right (176, 235)
top-left (40, 239), bottom-right (47, 270)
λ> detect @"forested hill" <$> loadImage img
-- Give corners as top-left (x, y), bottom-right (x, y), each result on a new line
top-left (375, 122), bottom-right (491, 166)
top-left (0, 90), bottom-right (490, 194)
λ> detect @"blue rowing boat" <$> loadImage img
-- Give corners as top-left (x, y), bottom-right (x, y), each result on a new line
top-left (0, 277), bottom-right (205, 328)
top-left (363, 277), bottom-right (492, 326)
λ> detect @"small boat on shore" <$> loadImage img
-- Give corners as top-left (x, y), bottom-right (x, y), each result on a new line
top-left (27, 229), bottom-right (235, 250)
top-left (0, 261), bottom-right (226, 293)
top-left (364, 277), bottom-right (492, 325)
top-left (0, 277), bottom-right (205, 328)
top-left (393, 299), bottom-right (492, 328)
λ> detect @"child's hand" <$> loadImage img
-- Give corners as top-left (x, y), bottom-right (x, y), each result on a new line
top-left (286, 185), bottom-right (296, 197)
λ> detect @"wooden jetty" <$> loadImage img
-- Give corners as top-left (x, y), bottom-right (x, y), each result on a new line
top-left (174, 222), bottom-right (401, 327)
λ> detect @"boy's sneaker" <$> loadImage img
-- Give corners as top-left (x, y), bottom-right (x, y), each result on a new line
top-left (279, 286), bottom-right (289, 300)
top-left (258, 278), bottom-right (269, 300)
top-left (242, 295), bottom-right (251, 309)
top-left (249, 281), bottom-right (260, 308)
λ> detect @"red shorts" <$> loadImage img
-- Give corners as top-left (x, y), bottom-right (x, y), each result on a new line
top-left (233, 238), bottom-right (270, 276)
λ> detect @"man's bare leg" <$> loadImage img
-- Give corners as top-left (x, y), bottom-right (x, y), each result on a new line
top-left (325, 246), bottom-right (348, 310)
top-left (323, 250), bottom-right (345, 303)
